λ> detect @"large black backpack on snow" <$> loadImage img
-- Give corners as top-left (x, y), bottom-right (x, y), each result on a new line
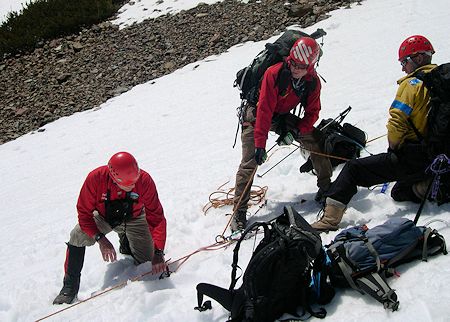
top-left (300, 111), bottom-right (367, 172)
top-left (234, 28), bottom-right (326, 106)
top-left (195, 206), bottom-right (333, 322)
top-left (319, 117), bottom-right (366, 167)
top-left (318, 217), bottom-right (447, 311)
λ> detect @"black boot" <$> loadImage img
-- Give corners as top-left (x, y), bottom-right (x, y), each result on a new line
top-left (53, 244), bottom-right (85, 305)
top-left (299, 158), bottom-right (314, 173)
top-left (230, 210), bottom-right (247, 232)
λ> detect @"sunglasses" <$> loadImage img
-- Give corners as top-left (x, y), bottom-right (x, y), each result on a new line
top-left (400, 54), bottom-right (419, 67)
top-left (290, 60), bottom-right (309, 70)
top-left (400, 58), bottom-right (409, 67)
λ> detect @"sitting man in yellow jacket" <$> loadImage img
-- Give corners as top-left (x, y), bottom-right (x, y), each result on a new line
top-left (312, 35), bottom-right (437, 232)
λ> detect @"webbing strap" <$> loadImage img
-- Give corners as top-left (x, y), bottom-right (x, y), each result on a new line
top-left (385, 240), bottom-right (419, 268)
top-left (229, 222), bottom-right (269, 291)
top-left (422, 228), bottom-right (432, 262)
top-left (358, 273), bottom-right (399, 311)
top-left (406, 117), bottom-right (424, 142)
top-left (363, 239), bottom-right (381, 272)
top-left (358, 276), bottom-right (383, 297)
top-left (331, 248), bottom-right (362, 293)
top-left (370, 273), bottom-right (391, 294)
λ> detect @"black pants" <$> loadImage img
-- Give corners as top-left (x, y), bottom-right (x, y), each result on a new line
top-left (327, 144), bottom-right (430, 205)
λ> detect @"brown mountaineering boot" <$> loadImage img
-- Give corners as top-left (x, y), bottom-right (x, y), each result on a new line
top-left (311, 198), bottom-right (346, 232)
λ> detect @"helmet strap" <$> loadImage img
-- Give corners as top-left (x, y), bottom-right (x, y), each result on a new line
top-left (407, 56), bottom-right (419, 71)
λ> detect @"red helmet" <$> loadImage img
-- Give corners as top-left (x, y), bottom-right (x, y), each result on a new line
top-left (289, 37), bottom-right (321, 71)
top-left (398, 35), bottom-right (434, 61)
top-left (108, 152), bottom-right (140, 187)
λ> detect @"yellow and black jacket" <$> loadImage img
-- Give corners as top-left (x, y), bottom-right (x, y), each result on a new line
top-left (387, 64), bottom-right (437, 149)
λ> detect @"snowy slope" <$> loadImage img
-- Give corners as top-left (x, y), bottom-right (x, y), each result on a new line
top-left (1, 0), bottom-right (450, 321)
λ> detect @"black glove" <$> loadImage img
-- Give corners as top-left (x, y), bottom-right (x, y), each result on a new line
top-left (255, 148), bottom-right (267, 165)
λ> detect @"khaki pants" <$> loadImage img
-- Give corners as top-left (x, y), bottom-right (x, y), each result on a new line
top-left (68, 211), bottom-right (154, 264)
top-left (234, 107), bottom-right (332, 213)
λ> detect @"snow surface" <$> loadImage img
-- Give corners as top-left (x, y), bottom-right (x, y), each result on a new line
top-left (0, 0), bottom-right (31, 23)
top-left (0, 0), bottom-right (228, 25)
top-left (1, 0), bottom-right (450, 321)
top-left (112, 0), bottom-right (233, 29)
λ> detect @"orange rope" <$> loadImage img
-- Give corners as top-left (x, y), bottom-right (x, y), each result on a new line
top-left (202, 184), bottom-right (268, 215)
top-left (202, 145), bottom-right (286, 215)
top-left (366, 133), bottom-right (387, 144)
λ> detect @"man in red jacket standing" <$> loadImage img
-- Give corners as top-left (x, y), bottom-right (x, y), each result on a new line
top-left (232, 37), bottom-right (332, 231)
top-left (53, 152), bottom-right (167, 304)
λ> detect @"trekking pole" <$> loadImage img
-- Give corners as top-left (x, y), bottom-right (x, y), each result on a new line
top-left (265, 142), bottom-right (278, 154)
top-left (257, 145), bottom-right (300, 178)
top-left (413, 176), bottom-right (435, 225)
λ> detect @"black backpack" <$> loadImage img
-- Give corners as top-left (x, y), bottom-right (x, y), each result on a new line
top-left (300, 110), bottom-right (367, 172)
top-left (317, 217), bottom-right (447, 311)
top-left (234, 28), bottom-right (326, 106)
top-left (195, 206), bottom-right (332, 322)
top-left (415, 63), bottom-right (450, 157)
top-left (407, 63), bottom-right (450, 204)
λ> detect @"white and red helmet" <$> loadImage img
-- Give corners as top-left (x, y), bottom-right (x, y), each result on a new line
top-left (398, 35), bottom-right (434, 61)
top-left (288, 37), bottom-right (321, 72)
top-left (108, 152), bottom-right (141, 187)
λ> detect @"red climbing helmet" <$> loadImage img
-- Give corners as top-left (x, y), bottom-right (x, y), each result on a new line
top-left (108, 152), bottom-right (140, 187)
top-left (398, 35), bottom-right (434, 61)
top-left (289, 37), bottom-right (321, 71)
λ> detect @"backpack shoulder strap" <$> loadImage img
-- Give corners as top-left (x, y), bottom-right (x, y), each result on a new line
top-left (300, 77), bottom-right (317, 108)
top-left (407, 116), bottom-right (425, 142)
top-left (229, 222), bottom-right (270, 291)
top-left (421, 227), bottom-right (448, 261)
top-left (355, 273), bottom-right (399, 311)
top-left (329, 241), bottom-right (399, 311)
top-left (276, 61), bottom-right (291, 96)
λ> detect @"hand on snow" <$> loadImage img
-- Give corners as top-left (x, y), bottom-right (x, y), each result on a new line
top-left (152, 250), bottom-right (168, 274)
top-left (98, 236), bottom-right (117, 262)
